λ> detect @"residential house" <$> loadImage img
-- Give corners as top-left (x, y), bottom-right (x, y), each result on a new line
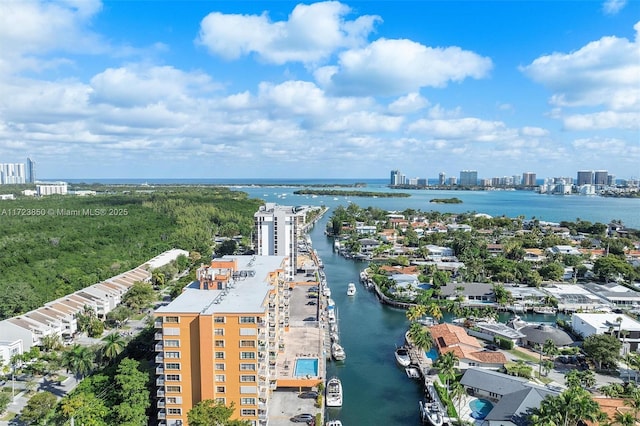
top-left (460, 367), bottom-right (557, 403)
top-left (438, 282), bottom-right (496, 306)
top-left (430, 323), bottom-right (507, 370)
top-left (571, 313), bottom-right (640, 353)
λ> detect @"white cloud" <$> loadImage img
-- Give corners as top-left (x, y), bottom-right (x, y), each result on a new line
top-left (0, 0), bottom-right (104, 74)
top-left (388, 93), bottom-right (429, 115)
top-left (196, 1), bottom-right (380, 64)
top-left (602, 0), bottom-right (627, 15)
top-left (521, 21), bottom-right (640, 125)
top-left (408, 117), bottom-right (515, 141)
top-left (90, 65), bottom-right (219, 107)
top-left (317, 38), bottom-right (492, 96)
top-left (562, 111), bottom-right (640, 130)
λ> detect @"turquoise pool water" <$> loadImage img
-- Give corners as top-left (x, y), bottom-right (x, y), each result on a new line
top-left (469, 398), bottom-right (493, 419)
top-left (425, 348), bottom-right (438, 361)
top-left (294, 358), bottom-right (319, 377)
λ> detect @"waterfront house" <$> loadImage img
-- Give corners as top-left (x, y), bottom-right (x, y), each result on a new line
top-left (582, 282), bottom-right (640, 308)
top-left (459, 367), bottom-right (557, 403)
top-left (430, 323), bottom-right (507, 370)
top-left (482, 387), bottom-right (556, 426)
top-left (469, 322), bottom-right (526, 345)
top-left (571, 313), bottom-right (640, 353)
top-left (437, 282), bottom-right (496, 306)
top-left (357, 238), bottom-right (381, 255)
top-left (541, 283), bottom-right (610, 312)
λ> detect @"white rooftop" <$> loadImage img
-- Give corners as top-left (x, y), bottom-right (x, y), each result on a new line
top-left (573, 313), bottom-right (640, 332)
top-left (156, 255), bottom-right (285, 315)
top-left (146, 248), bottom-right (190, 269)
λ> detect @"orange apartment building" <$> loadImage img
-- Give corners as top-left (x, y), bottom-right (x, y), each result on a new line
top-left (154, 255), bottom-right (289, 426)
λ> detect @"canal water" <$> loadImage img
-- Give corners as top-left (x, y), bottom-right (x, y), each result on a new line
top-left (308, 209), bottom-right (571, 425)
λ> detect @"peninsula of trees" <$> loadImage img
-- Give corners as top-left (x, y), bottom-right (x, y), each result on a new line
top-left (293, 189), bottom-right (410, 197)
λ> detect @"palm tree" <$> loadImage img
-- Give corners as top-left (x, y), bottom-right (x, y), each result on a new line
top-left (616, 316), bottom-right (623, 339)
top-left (62, 344), bottom-right (94, 380)
top-left (406, 304), bottom-right (427, 323)
top-left (612, 411), bottom-right (636, 426)
top-left (407, 323), bottom-right (432, 353)
top-left (435, 351), bottom-right (458, 389)
top-left (101, 333), bottom-right (126, 362)
top-left (449, 380), bottom-right (467, 423)
top-left (428, 303), bottom-right (443, 323)
top-left (40, 334), bottom-right (63, 353)
top-left (530, 387), bottom-right (606, 426)
top-left (539, 339), bottom-right (557, 377)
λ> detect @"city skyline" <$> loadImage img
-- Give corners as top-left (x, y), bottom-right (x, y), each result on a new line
top-left (0, 1), bottom-right (638, 180)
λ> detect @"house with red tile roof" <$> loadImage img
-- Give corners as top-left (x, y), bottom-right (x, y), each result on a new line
top-left (430, 323), bottom-right (507, 369)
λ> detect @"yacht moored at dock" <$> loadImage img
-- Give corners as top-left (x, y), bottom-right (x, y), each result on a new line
top-left (332, 342), bottom-right (346, 361)
top-left (326, 377), bottom-right (343, 407)
top-left (419, 400), bottom-right (444, 426)
top-left (395, 346), bottom-right (411, 367)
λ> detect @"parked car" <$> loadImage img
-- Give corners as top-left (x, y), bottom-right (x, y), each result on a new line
top-left (291, 413), bottom-right (314, 423)
top-left (297, 391), bottom-right (319, 399)
top-left (306, 301), bottom-right (317, 306)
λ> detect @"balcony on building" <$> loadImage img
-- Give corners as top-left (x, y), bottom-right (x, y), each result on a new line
top-left (155, 343), bottom-right (164, 352)
top-left (156, 377), bottom-right (165, 386)
top-left (158, 410), bottom-right (166, 420)
top-left (156, 366), bottom-right (164, 375)
top-left (157, 389), bottom-right (165, 398)
top-left (154, 332), bottom-right (163, 340)
top-left (154, 319), bottom-right (163, 328)
top-left (157, 398), bottom-right (165, 408)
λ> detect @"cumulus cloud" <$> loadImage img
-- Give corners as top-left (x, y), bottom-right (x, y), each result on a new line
top-left (90, 66), bottom-right (219, 107)
top-left (563, 111), bottom-right (640, 130)
top-left (196, 1), bottom-right (380, 64)
top-left (316, 38), bottom-right (493, 96)
top-left (0, 0), bottom-right (105, 74)
top-left (388, 93), bottom-right (429, 115)
top-left (602, 0), bottom-right (627, 15)
top-left (521, 21), bottom-right (640, 130)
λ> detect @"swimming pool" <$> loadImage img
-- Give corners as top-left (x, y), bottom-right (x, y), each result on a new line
top-left (294, 358), bottom-right (319, 377)
top-left (469, 398), bottom-right (493, 419)
top-left (425, 348), bottom-right (438, 361)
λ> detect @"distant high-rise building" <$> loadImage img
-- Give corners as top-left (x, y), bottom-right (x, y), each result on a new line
top-left (607, 174), bottom-right (616, 186)
top-left (26, 158), bottom-right (36, 183)
top-left (0, 163), bottom-right (26, 184)
top-left (512, 175), bottom-right (522, 186)
top-left (447, 177), bottom-right (457, 186)
top-left (594, 170), bottom-right (608, 187)
top-left (438, 172), bottom-right (446, 186)
top-left (577, 170), bottom-right (594, 186)
top-left (459, 170), bottom-right (478, 186)
top-left (417, 178), bottom-right (428, 187)
top-left (390, 170), bottom-right (399, 185)
top-left (522, 172), bottom-right (537, 186)
top-left (254, 203), bottom-right (306, 281)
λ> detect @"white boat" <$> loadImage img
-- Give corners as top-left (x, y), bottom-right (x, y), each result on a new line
top-left (417, 316), bottom-right (436, 326)
top-left (326, 377), bottom-right (343, 407)
top-left (405, 367), bottom-right (420, 379)
top-left (326, 421), bottom-right (343, 426)
top-left (346, 283), bottom-right (356, 296)
top-left (533, 306), bottom-right (557, 315)
top-left (330, 332), bottom-right (340, 342)
top-left (323, 287), bottom-right (331, 297)
top-left (419, 400), bottom-right (444, 426)
top-left (332, 342), bottom-right (346, 361)
top-left (395, 346), bottom-right (411, 367)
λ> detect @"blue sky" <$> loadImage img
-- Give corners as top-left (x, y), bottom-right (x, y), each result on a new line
top-left (0, 0), bottom-right (638, 181)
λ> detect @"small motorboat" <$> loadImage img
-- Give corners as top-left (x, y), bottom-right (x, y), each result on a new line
top-left (395, 346), bottom-right (411, 367)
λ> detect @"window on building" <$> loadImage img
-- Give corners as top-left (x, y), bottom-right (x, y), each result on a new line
top-left (215, 340), bottom-right (225, 348)
top-left (168, 408), bottom-right (182, 415)
top-left (214, 316), bottom-right (225, 323)
top-left (166, 386), bottom-right (181, 393)
top-left (240, 352), bottom-right (256, 359)
top-left (214, 397), bottom-right (225, 404)
top-left (214, 328), bottom-right (225, 336)
top-left (240, 316), bottom-right (256, 323)
top-left (240, 397), bottom-right (256, 405)
top-left (166, 397), bottom-right (182, 404)
top-left (164, 340), bottom-right (180, 348)
top-left (165, 363), bottom-right (180, 370)
top-left (165, 351), bottom-right (180, 359)
top-left (166, 374), bottom-right (180, 381)
top-left (240, 409), bottom-right (256, 416)
top-left (240, 363), bottom-right (256, 371)
top-left (240, 375), bottom-right (256, 382)
top-left (215, 363), bottom-right (225, 370)
top-left (164, 316), bottom-right (179, 323)
top-left (215, 352), bottom-right (225, 359)
top-left (240, 340), bottom-right (255, 348)
top-left (216, 386), bottom-right (225, 393)
top-left (163, 327), bottom-right (180, 336)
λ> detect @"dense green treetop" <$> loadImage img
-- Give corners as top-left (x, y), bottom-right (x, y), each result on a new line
top-left (0, 187), bottom-right (262, 320)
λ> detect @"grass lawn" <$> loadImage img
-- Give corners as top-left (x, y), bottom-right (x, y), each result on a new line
top-left (507, 349), bottom-right (540, 363)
